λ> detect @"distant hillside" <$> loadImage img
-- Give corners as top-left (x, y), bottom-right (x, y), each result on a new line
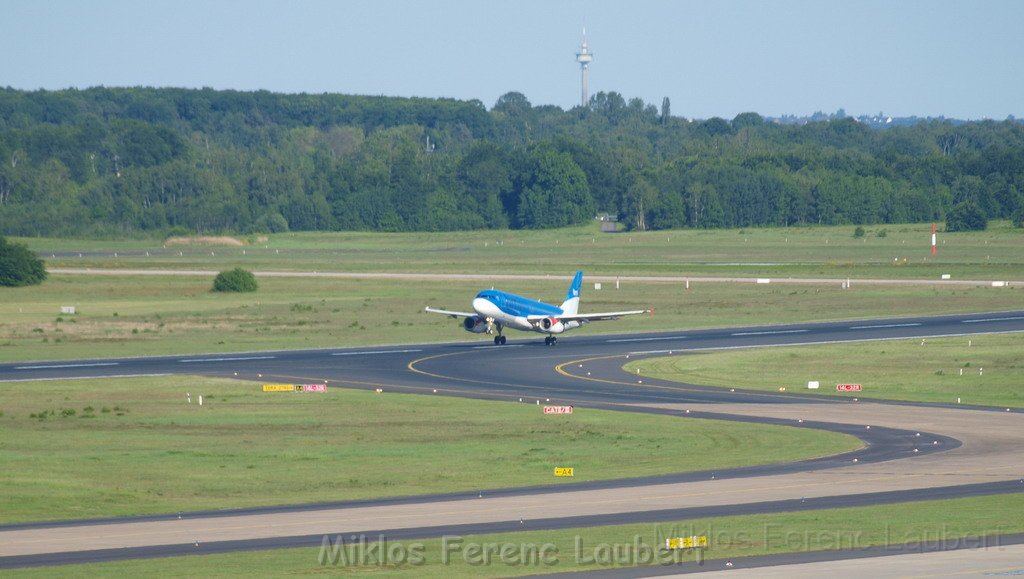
top-left (1, 87), bottom-right (1022, 236)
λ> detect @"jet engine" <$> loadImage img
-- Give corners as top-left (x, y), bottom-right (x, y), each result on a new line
top-left (463, 316), bottom-right (489, 333)
top-left (540, 317), bottom-right (565, 334)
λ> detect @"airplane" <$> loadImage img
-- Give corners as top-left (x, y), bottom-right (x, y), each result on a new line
top-left (425, 271), bottom-right (651, 345)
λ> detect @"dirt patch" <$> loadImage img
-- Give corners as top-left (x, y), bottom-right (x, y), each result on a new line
top-left (164, 236), bottom-right (246, 247)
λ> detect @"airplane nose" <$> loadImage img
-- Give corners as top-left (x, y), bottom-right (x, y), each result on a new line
top-left (473, 297), bottom-right (500, 317)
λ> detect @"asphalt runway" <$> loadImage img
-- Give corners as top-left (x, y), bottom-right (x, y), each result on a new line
top-left (1, 310), bottom-right (1023, 571)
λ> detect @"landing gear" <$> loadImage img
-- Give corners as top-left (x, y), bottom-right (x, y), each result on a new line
top-left (544, 336), bottom-right (557, 346)
top-left (490, 322), bottom-right (506, 345)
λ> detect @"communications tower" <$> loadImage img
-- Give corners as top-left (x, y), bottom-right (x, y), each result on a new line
top-left (575, 27), bottom-right (593, 107)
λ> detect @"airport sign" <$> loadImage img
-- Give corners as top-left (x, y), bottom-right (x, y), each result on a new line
top-left (666, 536), bottom-right (708, 549)
top-left (262, 384), bottom-right (296, 392)
top-left (544, 405), bottom-right (574, 414)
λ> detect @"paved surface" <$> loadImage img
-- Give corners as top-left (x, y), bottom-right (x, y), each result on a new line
top-left (686, 543), bottom-right (1024, 578)
top-left (1, 310), bottom-right (1023, 571)
top-left (553, 536), bottom-right (1024, 578)
top-left (47, 267), bottom-right (1022, 287)
top-left (642, 402), bottom-right (1024, 491)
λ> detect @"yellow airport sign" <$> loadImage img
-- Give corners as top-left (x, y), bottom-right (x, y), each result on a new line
top-left (666, 536), bottom-right (708, 549)
top-left (262, 384), bottom-right (295, 392)
top-left (554, 467), bottom-right (574, 477)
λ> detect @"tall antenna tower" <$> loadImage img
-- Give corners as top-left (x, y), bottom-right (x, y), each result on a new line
top-left (575, 26), bottom-right (593, 107)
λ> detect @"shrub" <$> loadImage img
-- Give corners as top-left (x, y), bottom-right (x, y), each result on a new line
top-left (853, 226), bottom-right (865, 238)
top-left (945, 201), bottom-right (987, 232)
top-left (1012, 207), bottom-right (1024, 228)
top-left (213, 268), bottom-right (258, 293)
top-left (0, 236), bottom-right (47, 287)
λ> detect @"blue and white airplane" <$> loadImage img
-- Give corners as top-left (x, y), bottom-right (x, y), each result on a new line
top-left (426, 271), bottom-right (651, 345)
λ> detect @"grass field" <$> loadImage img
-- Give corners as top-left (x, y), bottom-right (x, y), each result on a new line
top-left (3, 221), bottom-right (1021, 362)
top-left (624, 333), bottom-right (1024, 408)
top-left (3, 222), bottom-right (1021, 573)
top-left (17, 221), bottom-right (1024, 280)
top-left (0, 376), bottom-right (860, 524)
top-left (9, 492), bottom-right (1022, 577)
top-left (1, 273), bottom-right (1021, 362)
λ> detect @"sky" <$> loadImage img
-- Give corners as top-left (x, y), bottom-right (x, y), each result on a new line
top-left (3, 0), bottom-right (1022, 120)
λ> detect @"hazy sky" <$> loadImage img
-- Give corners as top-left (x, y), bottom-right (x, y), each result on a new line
top-left (3, 0), bottom-right (1022, 119)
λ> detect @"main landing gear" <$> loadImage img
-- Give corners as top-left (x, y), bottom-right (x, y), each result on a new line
top-left (544, 336), bottom-right (558, 346)
top-left (493, 335), bottom-right (507, 345)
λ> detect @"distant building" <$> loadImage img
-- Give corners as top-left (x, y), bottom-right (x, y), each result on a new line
top-left (595, 213), bottom-right (618, 233)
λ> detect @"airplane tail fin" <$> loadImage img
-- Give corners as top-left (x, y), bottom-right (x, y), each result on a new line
top-left (560, 271), bottom-right (583, 316)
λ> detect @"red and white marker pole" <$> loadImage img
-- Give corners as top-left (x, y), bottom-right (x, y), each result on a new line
top-left (931, 223), bottom-right (937, 256)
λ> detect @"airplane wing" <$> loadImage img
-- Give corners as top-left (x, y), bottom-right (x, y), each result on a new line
top-left (425, 306), bottom-right (477, 318)
top-left (527, 309), bottom-right (652, 323)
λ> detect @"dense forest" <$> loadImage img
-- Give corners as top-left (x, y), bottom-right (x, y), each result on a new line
top-left (1, 87), bottom-right (1022, 236)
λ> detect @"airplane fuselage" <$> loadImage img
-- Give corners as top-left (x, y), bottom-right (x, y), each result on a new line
top-left (472, 290), bottom-right (581, 334)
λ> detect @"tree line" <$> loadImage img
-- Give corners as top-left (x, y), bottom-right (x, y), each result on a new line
top-left (1, 86), bottom-right (1022, 236)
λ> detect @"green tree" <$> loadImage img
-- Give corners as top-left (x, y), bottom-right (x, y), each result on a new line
top-left (212, 268), bottom-right (258, 292)
top-left (515, 149), bottom-right (593, 229)
top-left (1012, 206), bottom-right (1024, 228)
top-left (3, 86), bottom-right (1024, 236)
top-left (0, 236), bottom-right (47, 287)
top-left (456, 142), bottom-right (512, 228)
top-left (621, 174), bottom-right (658, 231)
top-left (945, 201), bottom-right (988, 231)
top-left (732, 112), bottom-right (765, 129)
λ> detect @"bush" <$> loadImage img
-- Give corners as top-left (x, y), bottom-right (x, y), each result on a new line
top-left (945, 201), bottom-right (987, 232)
top-left (853, 226), bottom-right (865, 238)
top-left (265, 212), bottom-right (289, 233)
top-left (0, 236), bottom-right (48, 287)
top-left (213, 268), bottom-right (258, 293)
top-left (1012, 207), bottom-right (1024, 229)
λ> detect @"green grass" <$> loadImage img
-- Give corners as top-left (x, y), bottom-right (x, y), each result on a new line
top-left (4, 221), bottom-right (1019, 362)
top-left (625, 333), bottom-right (1024, 408)
top-left (0, 376), bottom-right (860, 524)
top-left (2, 273), bottom-right (1021, 362)
top-left (18, 220), bottom-right (1024, 280)
top-left (9, 493), bottom-right (1022, 577)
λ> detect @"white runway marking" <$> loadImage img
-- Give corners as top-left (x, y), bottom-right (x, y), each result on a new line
top-left (0, 373), bottom-right (171, 383)
top-left (179, 356), bottom-right (277, 363)
top-left (332, 349), bottom-right (422, 356)
top-left (607, 335), bottom-right (687, 343)
top-left (15, 362), bottom-right (119, 370)
top-left (731, 329), bottom-right (808, 336)
top-left (471, 345), bottom-right (524, 350)
top-left (849, 323), bottom-right (922, 329)
top-left (962, 315), bottom-right (1024, 323)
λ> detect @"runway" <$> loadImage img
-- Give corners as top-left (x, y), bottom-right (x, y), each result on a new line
top-left (1, 310), bottom-right (1023, 571)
